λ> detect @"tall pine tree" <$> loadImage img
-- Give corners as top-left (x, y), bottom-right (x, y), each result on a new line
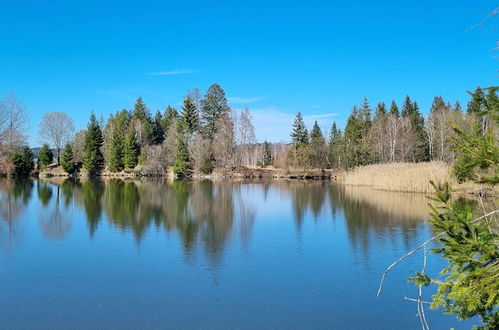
top-left (181, 95), bottom-right (199, 136)
top-left (83, 112), bottom-right (104, 176)
top-left (123, 127), bottom-right (140, 169)
top-left (200, 83), bottom-right (230, 140)
top-left (60, 143), bottom-right (75, 174)
top-left (290, 112), bottom-right (309, 145)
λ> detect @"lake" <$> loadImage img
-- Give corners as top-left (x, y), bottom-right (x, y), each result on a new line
top-left (0, 179), bottom-right (476, 329)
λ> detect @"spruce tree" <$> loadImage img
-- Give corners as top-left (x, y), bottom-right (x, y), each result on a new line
top-left (152, 110), bottom-right (165, 145)
top-left (162, 106), bottom-right (178, 133)
top-left (123, 127), bottom-right (140, 169)
top-left (374, 102), bottom-right (387, 121)
top-left (108, 132), bottom-right (124, 172)
top-left (402, 96), bottom-right (429, 162)
top-left (467, 87), bottom-right (486, 114)
top-left (262, 141), bottom-right (272, 166)
top-left (181, 96), bottom-right (199, 136)
top-left (83, 112), bottom-right (104, 176)
top-left (132, 97), bottom-right (154, 145)
top-left (389, 100), bottom-right (399, 117)
top-left (172, 122), bottom-right (190, 177)
top-left (11, 146), bottom-right (34, 176)
top-left (290, 112), bottom-right (309, 145)
top-left (200, 83), bottom-right (230, 140)
top-left (38, 144), bottom-right (53, 168)
top-left (328, 122), bottom-right (343, 168)
top-left (310, 121), bottom-right (327, 168)
top-left (60, 143), bottom-right (75, 174)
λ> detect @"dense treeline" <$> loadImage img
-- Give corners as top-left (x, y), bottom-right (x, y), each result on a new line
top-left (0, 84), bottom-right (496, 177)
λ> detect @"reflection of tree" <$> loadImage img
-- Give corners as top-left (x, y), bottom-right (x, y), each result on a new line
top-left (38, 185), bottom-right (72, 240)
top-left (82, 179), bottom-right (104, 236)
top-left (37, 181), bottom-right (53, 206)
top-left (0, 179), bottom-right (33, 250)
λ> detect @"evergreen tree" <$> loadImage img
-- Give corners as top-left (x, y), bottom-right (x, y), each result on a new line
top-left (310, 121), bottom-right (327, 168)
top-left (328, 122), bottom-right (343, 168)
top-left (152, 110), bottom-right (165, 145)
top-left (181, 96), bottom-right (199, 136)
top-left (467, 87), bottom-right (486, 114)
top-left (200, 83), bottom-right (230, 140)
top-left (132, 97), bottom-right (154, 145)
top-left (60, 143), bottom-right (75, 174)
top-left (359, 97), bottom-right (372, 125)
top-left (38, 144), bottom-right (53, 168)
top-left (123, 127), bottom-right (140, 169)
top-left (172, 122), bottom-right (190, 177)
top-left (290, 112), bottom-right (309, 145)
top-left (262, 141), bottom-right (272, 166)
top-left (108, 132), bottom-right (124, 172)
top-left (402, 96), bottom-right (429, 162)
top-left (11, 146), bottom-right (34, 176)
top-left (389, 100), bottom-right (399, 117)
top-left (83, 112), bottom-right (104, 176)
top-left (343, 103), bottom-right (371, 168)
top-left (374, 102), bottom-right (387, 121)
top-left (454, 101), bottom-right (462, 113)
top-left (162, 106), bottom-right (178, 133)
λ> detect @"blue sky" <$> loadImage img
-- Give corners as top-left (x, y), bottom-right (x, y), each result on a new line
top-left (0, 0), bottom-right (497, 145)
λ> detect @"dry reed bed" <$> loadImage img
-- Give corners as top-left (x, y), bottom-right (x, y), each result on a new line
top-left (342, 162), bottom-right (453, 193)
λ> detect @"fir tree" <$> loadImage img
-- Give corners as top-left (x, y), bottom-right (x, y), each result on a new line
top-left (123, 127), bottom-right (140, 169)
top-left (83, 112), bottom-right (104, 176)
top-left (108, 132), bottom-right (124, 172)
top-left (290, 112), bottom-right (309, 145)
top-left (200, 83), bottom-right (230, 140)
top-left (38, 144), bottom-right (53, 168)
top-left (172, 122), bottom-right (190, 177)
top-left (262, 141), bottom-right (272, 166)
top-left (11, 146), bottom-right (34, 176)
top-left (454, 101), bottom-right (462, 113)
top-left (60, 143), bottom-right (75, 174)
top-left (181, 96), bottom-right (199, 136)
top-left (152, 110), bottom-right (165, 145)
top-left (466, 87), bottom-right (486, 114)
top-left (374, 102), bottom-right (387, 121)
top-left (162, 106), bottom-right (178, 133)
top-left (402, 96), bottom-right (429, 162)
top-left (389, 100), bottom-right (399, 117)
top-left (310, 121), bottom-right (327, 168)
top-left (132, 97), bottom-right (154, 145)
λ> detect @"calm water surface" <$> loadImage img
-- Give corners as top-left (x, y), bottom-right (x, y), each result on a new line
top-left (0, 179), bottom-right (476, 329)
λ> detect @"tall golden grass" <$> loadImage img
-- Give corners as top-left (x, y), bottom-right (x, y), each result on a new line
top-left (342, 162), bottom-right (453, 193)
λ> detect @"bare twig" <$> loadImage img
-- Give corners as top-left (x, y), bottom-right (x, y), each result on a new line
top-left (404, 297), bottom-right (431, 305)
top-left (376, 209), bottom-right (499, 297)
top-left (417, 247), bottom-right (429, 330)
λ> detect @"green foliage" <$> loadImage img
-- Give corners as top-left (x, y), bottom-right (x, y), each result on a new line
top-left (411, 182), bottom-right (499, 329)
top-left (343, 102), bottom-right (371, 168)
top-left (162, 106), bottom-right (178, 133)
top-left (11, 146), bottom-right (34, 176)
top-left (152, 110), bottom-right (165, 145)
top-left (328, 122), bottom-right (343, 168)
top-left (290, 112), bottom-right (308, 145)
top-left (310, 121), bottom-right (327, 168)
top-left (181, 96), bottom-right (199, 136)
top-left (132, 97), bottom-right (154, 145)
top-left (452, 87), bottom-right (498, 184)
top-left (262, 141), bottom-right (272, 166)
top-left (200, 83), bottom-right (230, 140)
top-left (389, 100), bottom-right (399, 117)
top-left (108, 132), bottom-right (124, 172)
top-left (402, 95), bottom-right (429, 162)
top-left (60, 143), bottom-right (75, 174)
top-left (83, 113), bottom-right (104, 176)
top-left (173, 124), bottom-right (190, 177)
top-left (38, 144), bottom-right (53, 168)
top-left (123, 127), bottom-right (140, 169)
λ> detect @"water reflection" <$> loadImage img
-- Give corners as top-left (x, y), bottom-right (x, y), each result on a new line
top-left (0, 180), bottom-right (33, 250)
top-left (0, 178), bottom-right (478, 258)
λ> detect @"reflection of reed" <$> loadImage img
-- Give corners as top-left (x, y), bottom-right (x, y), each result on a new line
top-left (342, 185), bottom-right (430, 222)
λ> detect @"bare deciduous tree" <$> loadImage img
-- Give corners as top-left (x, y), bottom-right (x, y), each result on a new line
top-left (0, 92), bottom-right (29, 156)
top-left (236, 107), bottom-right (256, 167)
top-left (39, 111), bottom-right (75, 165)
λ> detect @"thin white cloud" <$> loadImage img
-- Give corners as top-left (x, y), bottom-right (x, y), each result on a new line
top-left (303, 113), bottom-right (339, 119)
top-left (228, 96), bottom-right (263, 104)
top-left (146, 69), bottom-right (199, 76)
